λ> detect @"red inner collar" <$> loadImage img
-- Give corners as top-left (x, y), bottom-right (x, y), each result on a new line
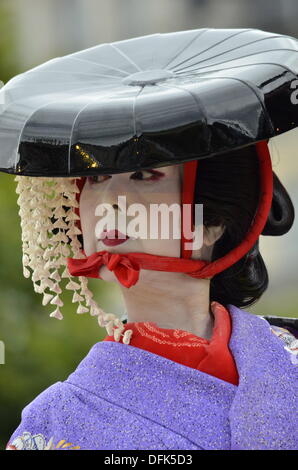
top-left (103, 300), bottom-right (239, 386)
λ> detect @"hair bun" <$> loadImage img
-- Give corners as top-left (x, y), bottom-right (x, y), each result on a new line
top-left (262, 172), bottom-right (295, 236)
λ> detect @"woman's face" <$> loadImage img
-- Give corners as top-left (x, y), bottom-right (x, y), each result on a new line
top-left (80, 164), bottom-right (182, 263)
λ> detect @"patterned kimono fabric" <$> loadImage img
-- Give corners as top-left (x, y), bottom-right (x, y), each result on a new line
top-left (6, 303), bottom-right (297, 450)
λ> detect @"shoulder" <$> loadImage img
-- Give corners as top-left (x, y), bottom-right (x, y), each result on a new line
top-left (257, 314), bottom-right (298, 366)
top-left (268, 324), bottom-right (298, 364)
top-left (228, 305), bottom-right (298, 368)
top-left (20, 381), bottom-right (66, 419)
top-left (5, 381), bottom-right (80, 450)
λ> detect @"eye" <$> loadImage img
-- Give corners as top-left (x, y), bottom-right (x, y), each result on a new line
top-left (87, 175), bottom-right (111, 185)
top-left (130, 169), bottom-right (165, 181)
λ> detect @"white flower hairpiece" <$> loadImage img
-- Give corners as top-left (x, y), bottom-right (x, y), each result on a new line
top-left (14, 175), bottom-right (132, 344)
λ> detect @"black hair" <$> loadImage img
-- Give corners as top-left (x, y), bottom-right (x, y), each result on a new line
top-left (194, 144), bottom-right (295, 308)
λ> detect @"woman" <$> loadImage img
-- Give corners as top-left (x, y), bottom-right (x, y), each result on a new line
top-left (2, 28), bottom-right (298, 450)
top-left (5, 143), bottom-right (298, 450)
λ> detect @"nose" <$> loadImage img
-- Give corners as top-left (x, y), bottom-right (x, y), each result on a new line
top-left (100, 174), bottom-right (133, 211)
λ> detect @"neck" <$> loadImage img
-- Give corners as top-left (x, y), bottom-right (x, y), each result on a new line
top-left (120, 271), bottom-right (214, 340)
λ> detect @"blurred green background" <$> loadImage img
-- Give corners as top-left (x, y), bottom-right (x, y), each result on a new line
top-left (0, 0), bottom-right (297, 449)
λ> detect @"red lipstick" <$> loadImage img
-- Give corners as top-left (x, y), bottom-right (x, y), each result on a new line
top-left (99, 229), bottom-right (130, 246)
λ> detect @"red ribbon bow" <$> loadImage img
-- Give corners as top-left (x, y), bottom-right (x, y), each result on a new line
top-left (67, 251), bottom-right (140, 288)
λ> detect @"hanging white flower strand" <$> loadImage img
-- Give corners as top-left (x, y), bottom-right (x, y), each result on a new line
top-left (14, 175), bottom-right (132, 344)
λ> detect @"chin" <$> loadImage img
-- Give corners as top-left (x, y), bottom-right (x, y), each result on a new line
top-left (99, 265), bottom-right (118, 283)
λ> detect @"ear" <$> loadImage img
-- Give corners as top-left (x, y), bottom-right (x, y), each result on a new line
top-left (203, 225), bottom-right (225, 247)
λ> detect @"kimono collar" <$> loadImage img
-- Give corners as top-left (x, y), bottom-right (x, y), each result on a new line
top-left (103, 301), bottom-right (239, 386)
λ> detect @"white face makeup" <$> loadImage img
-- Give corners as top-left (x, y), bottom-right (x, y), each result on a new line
top-left (79, 164), bottom-right (225, 284)
top-left (80, 164), bottom-right (182, 260)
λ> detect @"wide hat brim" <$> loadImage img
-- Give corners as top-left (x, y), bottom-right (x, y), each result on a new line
top-left (0, 28), bottom-right (297, 177)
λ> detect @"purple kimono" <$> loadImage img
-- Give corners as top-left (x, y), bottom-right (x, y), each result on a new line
top-left (6, 305), bottom-right (298, 450)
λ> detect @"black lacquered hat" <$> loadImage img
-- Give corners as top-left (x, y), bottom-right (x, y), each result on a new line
top-left (0, 28), bottom-right (297, 177)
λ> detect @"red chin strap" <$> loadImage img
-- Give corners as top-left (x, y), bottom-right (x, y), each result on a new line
top-left (67, 141), bottom-right (273, 287)
top-left (180, 158), bottom-right (198, 259)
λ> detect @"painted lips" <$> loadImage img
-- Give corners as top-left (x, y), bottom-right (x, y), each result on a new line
top-left (98, 229), bottom-right (130, 246)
